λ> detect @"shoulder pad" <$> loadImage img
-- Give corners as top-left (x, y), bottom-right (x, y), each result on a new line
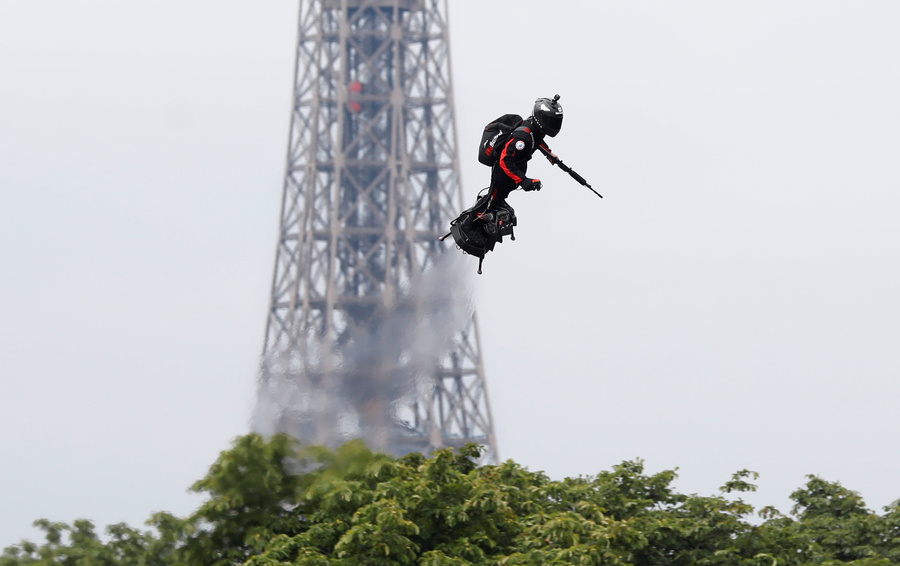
top-left (510, 125), bottom-right (535, 148)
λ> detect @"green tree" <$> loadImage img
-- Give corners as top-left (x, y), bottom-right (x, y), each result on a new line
top-left (177, 432), bottom-right (306, 565)
top-left (0, 518), bottom-right (169, 566)
top-left (787, 475), bottom-right (895, 565)
top-left (5, 434), bottom-right (900, 566)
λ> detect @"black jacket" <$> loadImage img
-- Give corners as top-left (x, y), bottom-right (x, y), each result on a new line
top-left (490, 117), bottom-right (551, 201)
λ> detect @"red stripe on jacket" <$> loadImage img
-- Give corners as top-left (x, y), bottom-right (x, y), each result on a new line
top-left (499, 138), bottom-right (524, 184)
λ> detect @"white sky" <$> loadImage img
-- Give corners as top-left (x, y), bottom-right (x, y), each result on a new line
top-left (2, 0), bottom-right (900, 546)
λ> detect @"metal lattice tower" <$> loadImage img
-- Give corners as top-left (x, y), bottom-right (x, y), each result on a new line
top-left (254, 0), bottom-right (497, 462)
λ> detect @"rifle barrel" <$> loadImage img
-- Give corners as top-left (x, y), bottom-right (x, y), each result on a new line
top-left (539, 147), bottom-right (602, 198)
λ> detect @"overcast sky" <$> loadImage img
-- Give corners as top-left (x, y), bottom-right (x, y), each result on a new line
top-left (2, 0), bottom-right (900, 547)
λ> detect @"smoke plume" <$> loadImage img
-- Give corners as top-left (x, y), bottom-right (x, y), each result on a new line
top-left (251, 253), bottom-right (474, 455)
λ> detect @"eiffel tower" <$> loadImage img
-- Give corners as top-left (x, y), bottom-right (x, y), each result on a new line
top-left (253, 0), bottom-right (498, 462)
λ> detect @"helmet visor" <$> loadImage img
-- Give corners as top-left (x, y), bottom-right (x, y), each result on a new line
top-left (541, 113), bottom-right (562, 137)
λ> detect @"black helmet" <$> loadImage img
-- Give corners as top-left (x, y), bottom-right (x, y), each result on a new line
top-left (532, 94), bottom-right (563, 137)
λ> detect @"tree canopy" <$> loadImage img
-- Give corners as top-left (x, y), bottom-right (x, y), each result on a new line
top-left (4, 434), bottom-right (899, 565)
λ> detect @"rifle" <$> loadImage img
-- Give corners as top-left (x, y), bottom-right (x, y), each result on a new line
top-left (538, 146), bottom-right (602, 199)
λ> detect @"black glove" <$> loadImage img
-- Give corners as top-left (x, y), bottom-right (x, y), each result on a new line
top-left (521, 178), bottom-right (542, 192)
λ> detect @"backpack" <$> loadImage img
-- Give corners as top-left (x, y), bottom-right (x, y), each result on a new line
top-left (477, 113), bottom-right (523, 166)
